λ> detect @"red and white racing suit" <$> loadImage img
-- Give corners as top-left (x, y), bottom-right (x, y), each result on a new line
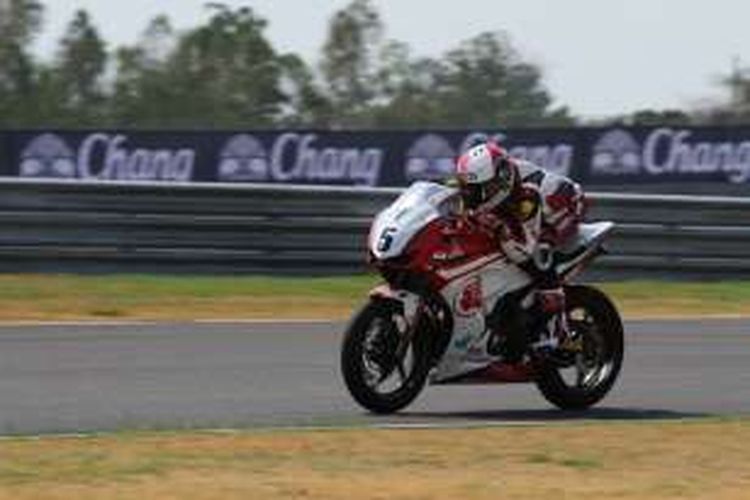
top-left (474, 159), bottom-right (586, 356)
top-left (516, 159), bottom-right (586, 250)
top-left (475, 159), bottom-right (586, 277)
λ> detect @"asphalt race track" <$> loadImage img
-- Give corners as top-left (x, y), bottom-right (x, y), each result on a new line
top-left (0, 319), bottom-right (748, 435)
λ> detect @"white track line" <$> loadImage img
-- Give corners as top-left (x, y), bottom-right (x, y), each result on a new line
top-left (626, 313), bottom-right (750, 321)
top-left (0, 417), bottom-right (711, 440)
top-left (0, 320), bottom-right (154, 327)
top-left (192, 318), bottom-right (338, 325)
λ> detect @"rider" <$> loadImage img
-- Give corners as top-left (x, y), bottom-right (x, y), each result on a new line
top-left (454, 141), bottom-right (586, 360)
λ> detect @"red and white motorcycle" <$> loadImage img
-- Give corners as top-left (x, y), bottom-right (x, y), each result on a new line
top-left (341, 181), bottom-right (623, 414)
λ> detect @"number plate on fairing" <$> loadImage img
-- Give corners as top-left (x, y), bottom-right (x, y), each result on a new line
top-left (369, 182), bottom-right (459, 260)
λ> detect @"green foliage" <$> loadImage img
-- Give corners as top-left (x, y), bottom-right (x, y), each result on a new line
top-left (110, 15), bottom-right (180, 127)
top-left (703, 61), bottom-right (750, 125)
top-left (597, 108), bottom-right (694, 127)
top-left (420, 32), bottom-right (571, 127)
top-left (165, 4), bottom-right (286, 127)
top-left (628, 109), bottom-right (692, 126)
top-left (277, 53), bottom-right (333, 127)
top-left (0, 0), bottom-right (573, 128)
top-left (0, 0), bottom-right (44, 126)
top-left (112, 5), bottom-right (288, 128)
top-left (371, 41), bottom-right (446, 127)
top-left (54, 9), bottom-right (108, 124)
top-left (320, 0), bottom-right (383, 127)
top-left (319, 1), bottom-right (570, 128)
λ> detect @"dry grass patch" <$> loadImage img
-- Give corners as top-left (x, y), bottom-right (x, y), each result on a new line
top-left (0, 420), bottom-right (749, 499)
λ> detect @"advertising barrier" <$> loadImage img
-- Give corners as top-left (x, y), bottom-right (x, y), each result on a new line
top-left (2, 126), bottom-right (750, 190)
top-left (587, 126), bottom-right (750, 187)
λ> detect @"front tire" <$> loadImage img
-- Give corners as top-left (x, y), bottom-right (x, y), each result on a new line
top-left (341, 298), bottom-right (432, 414)
top-left (535, 285), bottom-right (624, 410)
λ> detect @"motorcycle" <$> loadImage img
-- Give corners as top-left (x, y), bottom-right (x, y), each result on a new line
top-left (341, 181), bottom-right (623, 414)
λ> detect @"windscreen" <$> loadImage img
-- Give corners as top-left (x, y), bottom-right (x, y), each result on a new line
top-left (390, 182), bottom-right (460, 219)
top-left (369, 182), bottom-right (460, 260)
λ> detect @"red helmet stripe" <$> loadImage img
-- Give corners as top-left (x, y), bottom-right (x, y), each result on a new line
top-left (486, 141), bottom-right (506, 161)
top-left (457, 154), bottom-right (471, 174)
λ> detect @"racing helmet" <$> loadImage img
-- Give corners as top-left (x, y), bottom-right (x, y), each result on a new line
top-left (455, 141), bottom-right (517, 211)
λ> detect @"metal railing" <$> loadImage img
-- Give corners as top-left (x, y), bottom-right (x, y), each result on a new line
top-left (0, 178), bottom-right (747, 278)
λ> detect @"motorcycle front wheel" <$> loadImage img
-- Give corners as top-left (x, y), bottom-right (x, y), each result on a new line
top-left (535, 284), bottom-right (624, 410)
top-left (341, 298), bottom-right (432, 414)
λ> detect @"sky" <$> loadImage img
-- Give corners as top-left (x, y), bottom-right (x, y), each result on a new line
top-left (30, 0), bottom-right (750, 119)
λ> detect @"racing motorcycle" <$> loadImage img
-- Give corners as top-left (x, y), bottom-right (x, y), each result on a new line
top-left (341, 181), bottom-right (623, 414)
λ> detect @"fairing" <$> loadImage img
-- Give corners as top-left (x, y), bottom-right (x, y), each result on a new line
top-left (369, 182), bottom-right (460, 261)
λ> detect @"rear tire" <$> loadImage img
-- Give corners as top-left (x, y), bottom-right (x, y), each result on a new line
top-left (535, 285), bottom-right (624, 410)
top-left (341, 299), bottom-right (432, 414)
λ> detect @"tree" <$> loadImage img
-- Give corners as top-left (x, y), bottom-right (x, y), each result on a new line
top-left (369, 32), bottom-right (571, 128)
top-left (138, 14), bottom-right (175, 67)
top-left (111, 15), bottom-right (181, 126)
top-left (111, 5), bottom-right (290, 128)
top-left (53, 9), bottom-right (108, 125)
top-left (161, 4), bottom-right (288, 127)
top-left (370, 41), bottom-right (444, 127)
top-left (628, 109), bottom-right (692, 126)
top-left (0, 0), bottom-right (44, 125)
top-left (701, 61), bottom-right (750, 125)
top-left (277, 53), bottom-right (332, 127)
top-left (433, 32), bottom-right (571, 127)
top-left (320, 0), bottom-right (383, 127)
top-left (0, 1), bottom-right (575, 129)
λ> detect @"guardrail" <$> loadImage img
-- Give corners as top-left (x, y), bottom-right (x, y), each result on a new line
top-left (0, 178), bottom-right (748, 278)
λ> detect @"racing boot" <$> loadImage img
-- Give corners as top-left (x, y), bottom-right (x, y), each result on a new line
top-left (486, 292), bottom-right (528, 363)
top-left (531, 287), bottom-right (569, 355)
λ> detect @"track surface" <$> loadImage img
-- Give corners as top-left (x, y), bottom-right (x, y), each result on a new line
top-left (0, 319), bottom-right (748, 435)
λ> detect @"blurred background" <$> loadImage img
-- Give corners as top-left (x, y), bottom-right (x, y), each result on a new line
top-left (4, 0), bottom-right (750, 128)
top-left (0, 0), bottom-right (748, 277)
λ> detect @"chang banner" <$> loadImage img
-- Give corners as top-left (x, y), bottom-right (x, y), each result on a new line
top-left (3, 126), bottom-right (750, 189)
top-left (0, 129), bottom-right (581, 187)
top-left (10, 132), bottom-right (199, 183)
top-left (584, 126), bottom-right (750, 186)
top-left (215, 132), bottom-right (385, 186)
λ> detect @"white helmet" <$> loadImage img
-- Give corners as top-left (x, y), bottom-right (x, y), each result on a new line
top-left (455, 142), bottom-right (517, 211)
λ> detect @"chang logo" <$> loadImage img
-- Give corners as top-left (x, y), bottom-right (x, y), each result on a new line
top-left (455, 276), bottom-right (483, 317)
top-left (18, 133), bottom-right (195, 181)
top-left (405, 134), bottom-right (457, 181)
top-left (218, 134), bottom-right (269, 181)
top-left (19, 133), bottom-right (76, 178)
top-left (591, 129), bottom-right (642, 175)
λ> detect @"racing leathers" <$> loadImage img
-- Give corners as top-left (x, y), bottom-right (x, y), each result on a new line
top-left (472, 159), bottom-right (586, 360)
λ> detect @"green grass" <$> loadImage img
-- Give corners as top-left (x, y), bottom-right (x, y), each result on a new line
top-left (0, 274), bottom-right (749, 321)
top-left (0, 274), bottom-right (379, 321)
top-left (600, 280), bottom-right (750, 317)
top-left (0, 274), bottom-right (379, 301)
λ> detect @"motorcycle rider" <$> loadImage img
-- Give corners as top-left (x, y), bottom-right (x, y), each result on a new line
top-left (454, 141), bottom-right (586, 361)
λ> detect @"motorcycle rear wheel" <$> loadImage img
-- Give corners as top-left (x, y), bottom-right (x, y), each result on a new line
top-left (341, 298), bottom-right (432, 414)
top-left (535, 284), bottom-right (624, 410)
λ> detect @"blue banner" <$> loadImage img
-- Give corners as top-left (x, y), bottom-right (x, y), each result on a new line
top-left (1, 126), bottom-right (750, 189)
top-left (581, 126), bottom-right (750, 186)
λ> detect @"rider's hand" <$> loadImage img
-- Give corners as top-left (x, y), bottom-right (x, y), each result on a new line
top-left (443, 215), bottom-right (469, 235)
top-left (470, 212), bottom-right (505, 241)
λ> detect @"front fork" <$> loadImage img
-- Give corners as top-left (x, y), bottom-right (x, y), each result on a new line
top-left (369, 285), bottom-right (422, 329)
top-left (369, 284), bottom-right (455, 369)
